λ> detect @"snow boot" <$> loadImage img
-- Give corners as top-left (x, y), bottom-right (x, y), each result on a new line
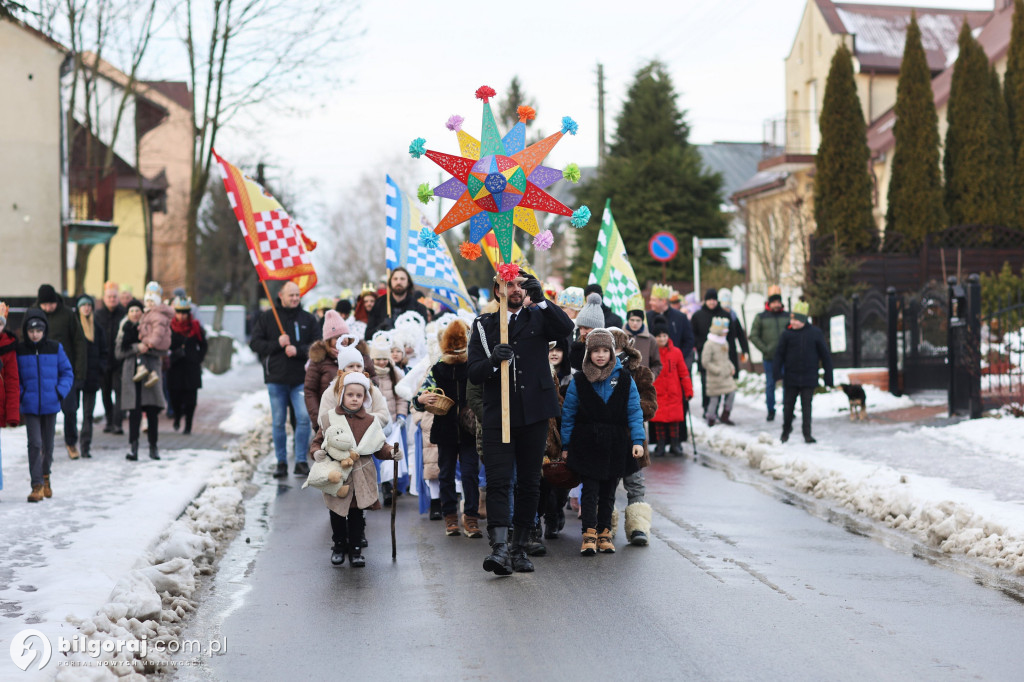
top-left (42, 475), bottom-right (52, 499)
top-left (126, 440), bottom-right (139, 461)
top-left (483, 527), bottom-right (513, 575)
top-left (580, 528), bottom-right (598, 556)
top-left (462, 514), bottom-right (483, 538)
top-left (348, 544), bottom-right (365, 568)
top-left (149, 444), bottom-right (160, 460)
top-left (28, 485), bottom-right (44, 503)
top-left (331, 542), bottom-right (346, 566)
top-left (624, 502), bottom-right (652, 547)
top-left (445, 514), bottom-right (460, 536)
top-left (597, 528), bottom-right (616, 553)
top-left (720, 409), bottom-right (735, 426)
top-left (429, 498), bottom-right (442, 520)
top-left (510, 527), bottom-right (535, 572)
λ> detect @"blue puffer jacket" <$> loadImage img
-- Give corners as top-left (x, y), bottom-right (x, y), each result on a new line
top-left (17, 308), bottom-right (75, 416)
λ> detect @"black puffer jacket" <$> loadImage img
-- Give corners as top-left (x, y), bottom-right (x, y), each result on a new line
top-left (774, 324), bottom-right (834, 388)
top-left (82, 324), bottom-right (108, 392)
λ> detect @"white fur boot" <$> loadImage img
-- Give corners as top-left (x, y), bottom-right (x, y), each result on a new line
top-left (624, 502), bottom-right (652, 546)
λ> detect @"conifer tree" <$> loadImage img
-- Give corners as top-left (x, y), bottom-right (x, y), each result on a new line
top-left (1006, 0), bottom-right (1024, 227)
top-left (885, 13), bottom-right (946, 250)
top-left (989, 65), bottom-right (1014, 227)
top-left (814, 44), bottom-right (876, 253)
top-left (945, 22), bottom-right (1002, 226)
top-left (569, 61), bottom-right (726, 284)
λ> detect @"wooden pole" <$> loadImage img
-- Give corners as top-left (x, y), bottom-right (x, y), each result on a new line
top-left (391, 457), bottom-right (398, 560)
top-left (259, 279), bottom-right (286, 337)
top-left (499, 277), bottom-right (511, 443)
top-left (386, 270), bottom-right (392, 318)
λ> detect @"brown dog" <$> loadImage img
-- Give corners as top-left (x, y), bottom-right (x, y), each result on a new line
top-left (840, 383), bottom-right (867, 421)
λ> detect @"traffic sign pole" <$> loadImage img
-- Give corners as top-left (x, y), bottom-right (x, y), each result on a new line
top-left (693, 236), bottom-right (701, 300)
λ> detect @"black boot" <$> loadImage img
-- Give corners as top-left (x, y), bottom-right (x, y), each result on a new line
top-left (544, 514), bottom-right (559, 539)
top-left (720, 409), bottom-right (735, 426)
top-left (653, 440), bottom-right (667, 457)
top-left (173, 414), bottom-right (181, 431)
top-left (527, 522), bottom-right (547, 556)
top-left (183, 411), bottom-right (193, 435)
top-left (331, 542), bottom-right (346, 566)
top-left (482, 527), bottom-right (513, 575)
top-left (510, 527), bottom-right (535, 573)
top-left (382, 481), bottom-right (394, 507)
top-left (149, 444), bottom-right (160, 460)
top-left (348, 544), bottom-right (365, 568)
top-left (126, 440), bottom-right (139, 461)
top-left (669, 438), bottom-right (683, 456)
top-left (429, 498), bottom-right (442, 520)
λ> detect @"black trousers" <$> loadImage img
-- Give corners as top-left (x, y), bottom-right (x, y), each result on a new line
top-left (580, 476), bottom-right (619, 532)
top-left (481, 420), bottom-right (548, 530)
top-left (169, 388), bottom-right (198, 427)
top-left (101, 368), bottom-right (121, 426)
top-left (329, 508), bottom-right (365, 550)
top-left (538, 477), bottom-right (568, 525)
top-left (129, 407), bottom-right (159, 446)
top-left (438, 440), bottom-right (480, 517)
top-left (782, 386), bottom-right (815, 438)
top-left (79, 389), bottom-right (97, 454)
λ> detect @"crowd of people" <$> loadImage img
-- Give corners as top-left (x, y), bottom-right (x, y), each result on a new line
top-left (247, 267), bottom-right (832, 575)
top-left (0, 281), bottom-right (208, 502)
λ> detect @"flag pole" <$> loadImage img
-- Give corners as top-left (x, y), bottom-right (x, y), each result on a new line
top-left (259, 279), bottom-right (287, 337)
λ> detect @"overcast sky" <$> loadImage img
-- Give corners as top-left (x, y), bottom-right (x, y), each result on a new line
top-left (213, 0), bottom-right (994, 230)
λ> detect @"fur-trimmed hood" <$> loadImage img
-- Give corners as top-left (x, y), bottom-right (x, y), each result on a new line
top-left (440, 319), bottom-right (469, 364)
top-left (308, 338), bottom-right (336, 364)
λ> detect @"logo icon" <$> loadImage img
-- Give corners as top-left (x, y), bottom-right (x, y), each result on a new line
top-left (10, 629), bottom-right (52, 671)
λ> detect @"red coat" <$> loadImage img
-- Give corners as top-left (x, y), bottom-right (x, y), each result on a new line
top-left (0, 330), bottom-right (20, 426)
top-left (652, 339), bottom-right (693, 423)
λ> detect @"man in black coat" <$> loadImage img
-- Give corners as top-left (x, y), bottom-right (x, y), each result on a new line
top-left (34, 284), bottom-right (87, 458)
top-left (584, 283), bottom-right (623, 329)
top-left (365, 267), bottom-right (431, 336)
top-left (468, 272), bottom-right (574, 575)
top-left (249, 281), bottom-right (321, 477)
top-left (94, 283), bottom-right (126, 433)
top-left (774, 302), bottom-right (834, 444)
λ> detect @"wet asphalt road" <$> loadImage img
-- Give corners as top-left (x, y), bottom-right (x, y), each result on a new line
top-left (176, 451), bottom-right (1024, 682)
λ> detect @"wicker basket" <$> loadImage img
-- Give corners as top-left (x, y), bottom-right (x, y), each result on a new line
top-left (422, 388), bottom-right (455, 416)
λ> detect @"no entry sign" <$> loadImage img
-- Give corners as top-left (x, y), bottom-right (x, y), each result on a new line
top-left (649, 232), bottom-right (678, 262)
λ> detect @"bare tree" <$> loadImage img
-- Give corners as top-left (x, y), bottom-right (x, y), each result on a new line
top-left (741, 184), bottom-right (813, 290)
top-left (177, 0), bottom-right (362, 295)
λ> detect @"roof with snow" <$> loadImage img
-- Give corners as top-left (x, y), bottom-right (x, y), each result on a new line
top-left (815, 0), bottom-right (992, 73)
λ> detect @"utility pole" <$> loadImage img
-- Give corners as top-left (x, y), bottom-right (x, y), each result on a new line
top-left (597, 63), bottom-right (606, 169)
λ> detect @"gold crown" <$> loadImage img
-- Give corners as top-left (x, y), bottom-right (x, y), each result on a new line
top-left (650, 283), bottom-right (673, 300)
top-left (359, 282), bottom-right (376, 297)
top-left (625, 293), bottom-right (646, 312)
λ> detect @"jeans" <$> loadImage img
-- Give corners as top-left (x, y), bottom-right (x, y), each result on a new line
top-left (62, 388), bottom-right (80, 447)
top-left (782, 386), bottom-right (815, 439)
top-left (438, 439), bottom-right (480, 517)
top-left (25, 413), bottom-right (57, 487)
top-left (267, 383), bottom-right (310, 464)
top-left (481, 421), bottom-right (547, 530)
top-left (764, 359), bottom-right (780, 414)
top-left (580, 476), bottom-right (619, 532)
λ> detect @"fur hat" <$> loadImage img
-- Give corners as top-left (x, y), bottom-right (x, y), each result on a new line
top-left (718, 289), bottom-right (732, 308)
top-left (575, 293), bottom-right (605, 329)
top-left (710, 319), bottom-right (729, 336)
top-left (556, 286), bottom-right (584, 311)
top-left (337, 344), bottom-right (364, 370)
top-left (792, 301), bottom-right (810, 324)
top-left (582, 328), bottom-right (616, 382)
top-left (322, 310), bottom-right (349, 340)
top-left (37, 284), bottom-right (60, 304)
top-left (440, 319), bottom-right (469, 362)
top-left (608, 327), bottom-right (632, 352)
top-left (650, 315), bottom-right (669, 337)
top-left (341, 371), bottom-right (373, 411)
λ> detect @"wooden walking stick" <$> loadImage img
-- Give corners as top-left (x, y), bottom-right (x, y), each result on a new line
top-left (259, 280), bottom-right (287, 338)
top-left (499, 276), bottom-right (511, 444)
top-left (391, 453), bottom-right (398, 560)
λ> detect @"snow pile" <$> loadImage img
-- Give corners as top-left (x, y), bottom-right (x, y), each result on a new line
top-left (724, 369), bottom-right (916, 417)
top-left (693, 421), bottom-right (1024, 576)
top-left (218, 390), bottom-right (270, 435)
top-left (57, 423), bottom-right (271, 680)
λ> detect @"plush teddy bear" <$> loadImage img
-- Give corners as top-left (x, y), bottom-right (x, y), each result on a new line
top-left (302, 424), bottom-right (361, 497)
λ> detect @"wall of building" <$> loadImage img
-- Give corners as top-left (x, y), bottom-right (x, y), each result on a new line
top-left (74, 189), bottom-right (148, 297)
top-left (0, 21), bottom-right (66, 296)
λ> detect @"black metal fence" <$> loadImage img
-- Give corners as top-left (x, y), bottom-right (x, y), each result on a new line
top-left (981, 287), bottom-right (1024, 411)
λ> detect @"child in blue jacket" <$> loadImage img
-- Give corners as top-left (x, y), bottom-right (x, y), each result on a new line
top-left (17, 308), bottom-right (74, 502)
top-left (561, 328), bottom-right (645, 556)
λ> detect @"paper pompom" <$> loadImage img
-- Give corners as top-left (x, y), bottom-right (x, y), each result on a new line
top-left (459, 241), bottom-right (483, 260)
top-left (570, 205), bottom-right (591, 228)
top-left (409, 138), bottom-right (426, 158)
top-left (562, 163), bottom-right (581, 184)
top-left (445, 115), bottom-right (464, 132)
top-left (561, 116), bottom-right (579, 136)
top-left (475, 85), bottom-right (496, 102)
top-left (532, 230), bottom-right (554, 251)
top-left (517, 105), bottom-right (536, 123)
top-left (418, 227), bottom-right (440, 249)
top-left (417, 183), bottom-right (433, 205)
top-left (497, 263), bottom-right (521, 282)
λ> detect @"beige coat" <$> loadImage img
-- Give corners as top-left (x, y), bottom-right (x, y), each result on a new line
top-left (309, 404), bottom-right (393, 518)
top-left (701, 339), bottom-right (737, 397)
top-left (411, 410), bottom-right (440, 480)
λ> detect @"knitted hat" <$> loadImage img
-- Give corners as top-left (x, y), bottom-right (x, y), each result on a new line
top-left (127, 298), bottom-right (144, 313)
top-left (710, 319), bottom-right (729, 336)
top-left (792, 301), bottom-right (810, 324)
top-left (650, 315), bottom-right (669, 337)
top-left (321, 310), bottom-right (349, 340)
top-left (37, 284), bottom-right (60, 304)
top-left (625, 293), bottom-right (646, 317)
top-left (77, 294), bottom-right (94, 309)
top-left (768, 293), bottom-right (783, 304)
top-left (718, 289), bottom-right (732, 308)
top-left (368, 338), bottom-right (391, 361)
top-left (575, 293), bottom-right (605, 329)
top-left (341, 371), bottom-right (373, 411)
top-left (337, 344), bottom-right (364, 370)
top-left (144, 281), bottom-right (162, 305)
top-left (556, 286), bottom-right (584, 311)
top-left (583, 283), bottom-right (604, 298)
top-left (704, 288), bottom-right (718, 302)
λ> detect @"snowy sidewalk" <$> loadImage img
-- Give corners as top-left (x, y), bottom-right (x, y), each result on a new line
top-left (0, 362), bottom-right (267, 680)
top-left (688, 370), bottom-right (1024, 576)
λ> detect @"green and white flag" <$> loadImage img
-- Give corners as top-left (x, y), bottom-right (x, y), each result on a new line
top-left (588, 198), bottom-right (641, 320)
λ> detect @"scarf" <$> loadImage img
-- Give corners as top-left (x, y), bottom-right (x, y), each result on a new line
top-left (374, 364), bottom-right (390, 377)
top-left (171, 315), bottom-right (200, 338)
top-left (79, 311), bottom-right (95, 343)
